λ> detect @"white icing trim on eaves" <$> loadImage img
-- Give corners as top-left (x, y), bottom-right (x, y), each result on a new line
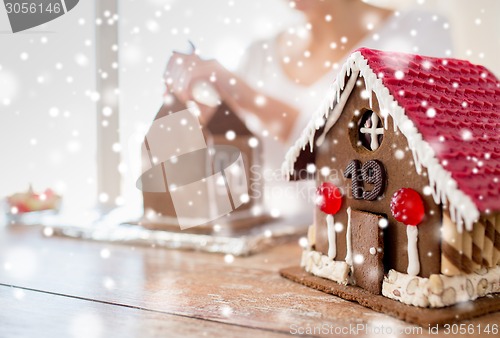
top-left (316, 72), bottom-right (359, 146)
top-left (282, 51), bottom-right (480, 232)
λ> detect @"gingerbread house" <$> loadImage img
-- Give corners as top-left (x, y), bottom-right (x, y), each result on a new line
top-left (282, 48), bottom-right (500, 309)
top-left (140, 97), bottom-right (269, 231)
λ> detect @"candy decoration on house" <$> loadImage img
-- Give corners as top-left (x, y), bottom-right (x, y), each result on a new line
top-left (316, 182), bottom-right (342, 259)
top-left (390, 188), bottom-right (425, 276)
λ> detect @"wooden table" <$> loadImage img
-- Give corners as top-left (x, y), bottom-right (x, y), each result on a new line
top-left (0, 225), bottom-right (499, 337)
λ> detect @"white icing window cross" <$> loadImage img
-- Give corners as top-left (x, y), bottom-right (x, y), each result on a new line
top-left (359, 111), bottom-right (384, 151)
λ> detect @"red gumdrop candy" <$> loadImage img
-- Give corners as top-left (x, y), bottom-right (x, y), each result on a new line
top-left (316, 182), bottom-right (342, 215)
top-left (390, 188), bottom-right (425, 226)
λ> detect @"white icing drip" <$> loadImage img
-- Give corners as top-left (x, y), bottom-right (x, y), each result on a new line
top-left (326, 214), bottom-right (336, 259)
top-left (316, 72), bottom-right (359, 147)
top-left (359, 111), bottom-right (384, 150)
top-left (412, 148), bottom-right (422, 175)
top-left (345, 207), bottom-right (352, 265)
top-left (281, 51), bottom-right (480, 231)
top-left (406, 226), bottom-right (420, 276)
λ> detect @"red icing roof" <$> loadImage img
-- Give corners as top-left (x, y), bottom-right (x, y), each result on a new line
top-left (357, 48), bottom-right (500, 213)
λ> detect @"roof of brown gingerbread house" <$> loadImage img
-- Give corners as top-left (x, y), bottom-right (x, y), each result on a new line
top-left (283, 48), bottom-right (500, 232)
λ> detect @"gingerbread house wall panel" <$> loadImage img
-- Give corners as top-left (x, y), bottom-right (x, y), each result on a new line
top-left (209, 134), bottom-right (263, 212)
top-left (141, 99), bottom-right (265, 229)
top-left (314, 80), bottom-right (442, 278)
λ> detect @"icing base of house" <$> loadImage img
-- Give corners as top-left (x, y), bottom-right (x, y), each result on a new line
top-left (301, 250), bottom-right (350, 285)
top-left (383, 267), bottom-right (500, 308)
top-left (301, 248), bottom-right (500, 308)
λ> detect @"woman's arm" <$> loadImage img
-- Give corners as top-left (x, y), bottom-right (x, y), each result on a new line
top-left (165, 52), bottom-right (300, 142)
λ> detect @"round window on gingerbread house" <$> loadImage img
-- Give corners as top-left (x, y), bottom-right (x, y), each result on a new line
top-left (356, 109), bottom-right (384, 152)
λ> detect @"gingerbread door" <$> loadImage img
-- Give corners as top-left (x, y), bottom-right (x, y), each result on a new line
top-left (351, 209), bottom-right (385, 294)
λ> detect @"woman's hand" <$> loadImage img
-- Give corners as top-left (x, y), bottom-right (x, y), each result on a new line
top-left (164, 51), bottom-right (300, 142)
top-left (164, 52), bottom-right (227, 103)
top-left (164, 52), bottom-right (233, 123)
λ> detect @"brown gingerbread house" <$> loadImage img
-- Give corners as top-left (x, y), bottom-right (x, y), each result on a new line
top-left (140, 97), bottom-right (270, 231)
top-left (282, 48), bottom-right (500, 309)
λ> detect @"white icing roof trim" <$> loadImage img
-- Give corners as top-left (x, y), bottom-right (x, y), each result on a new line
top-left (282, 51), bottom-right (480, 232)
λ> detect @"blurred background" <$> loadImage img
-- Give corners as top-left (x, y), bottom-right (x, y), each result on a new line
top-left (0, 0), bottom-right (498, 220)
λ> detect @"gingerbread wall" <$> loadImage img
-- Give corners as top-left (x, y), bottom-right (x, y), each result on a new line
top-left (314, 78), bottom-right (442, 278)
top-left (142, 99), bottom-right (263, 229)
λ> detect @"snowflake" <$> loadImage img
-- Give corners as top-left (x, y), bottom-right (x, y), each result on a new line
top-left (254, 95), bottom-right (266, 106)
top-left (43, 227), bottom-right (54, 237)
top-left (395, 149), bottom-right (405, 160)
top-left (100, 248), bottom-right (110, 258)
top-left (70, 312), bottom-right (103, 338)
top-left (248, 137), bottom-right (259, 148)
top-left (224, 254), bottom-right (234, 264)
top-left (394, 70), bottom-right (404, 80)
top-left (225, 130), bottom-right (236, 140)
top-left (461, 129), bottom-right (473, 141)
top-left (378, 218), bottom-right (388, 229)
top-left (423, 186), bottom-right (433, 196)
top-left (320, 166), bottom-right (330, 177)
top-left (103, 277), bottom-right (116, 290)
top-left (426, 108), bottom-right (436, 118)
top-left (354, 254), bottom-right (364, 264)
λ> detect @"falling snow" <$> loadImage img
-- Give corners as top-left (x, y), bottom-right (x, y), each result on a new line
top-left (461, 129), bottom-right (473, 141)
top-left (1, 0), bottom-right (498, 285)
